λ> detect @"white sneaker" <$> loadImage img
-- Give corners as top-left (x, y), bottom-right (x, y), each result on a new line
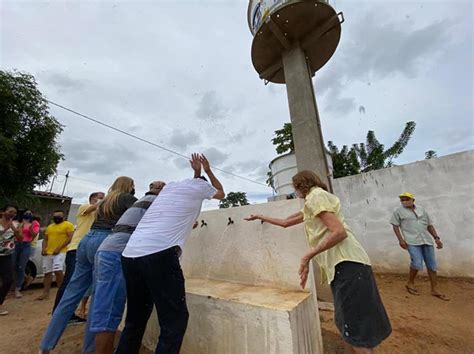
top-left (15, 290), bottom-right (22, 298)
top-left (0, 310), bottom-right (8, 316)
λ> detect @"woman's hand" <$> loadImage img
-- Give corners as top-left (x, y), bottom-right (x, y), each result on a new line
top-left (244, 214), bottom-right (262, 221)
top-left (299, 255), bottom-right (311, 289)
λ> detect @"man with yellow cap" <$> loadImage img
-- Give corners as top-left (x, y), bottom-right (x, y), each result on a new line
top-left (390, 192), bottom-right (449, 301)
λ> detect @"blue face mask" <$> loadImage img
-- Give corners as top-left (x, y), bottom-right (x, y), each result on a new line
top-left (23, 213), bottom-right (33, 221)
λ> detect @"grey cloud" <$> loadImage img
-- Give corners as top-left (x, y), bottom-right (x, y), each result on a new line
top-left (38, 71), bottom-right (86, 91)
top-left (314, 15), bottom-right (454, 116)
top-left (61, 139), bottom-right (139, 175)
top-left (173, 157), bottom-right (190, 170)
top-left (324, 96), bottom-right (356, 115)
top-left (168, 129), bottom-right (202, 150)
top-left (195, 91), bottom-right (228, 122)
top-left (202, 147), bottom-right (228, 166)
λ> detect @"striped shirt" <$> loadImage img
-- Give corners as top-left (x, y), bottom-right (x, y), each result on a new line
top-left (98, 193), bottom-right (157, 253)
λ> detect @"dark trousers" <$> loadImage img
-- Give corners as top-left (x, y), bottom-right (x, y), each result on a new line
top-left (0, 255), bottom-right (14, 305)
top-left (53, 250), bottom-right (76, 312)
top-left (117, 247), bottom-right (189, 354)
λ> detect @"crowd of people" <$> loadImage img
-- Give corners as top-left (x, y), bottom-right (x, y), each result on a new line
top-left (0, 153), bottom-right (449, 354)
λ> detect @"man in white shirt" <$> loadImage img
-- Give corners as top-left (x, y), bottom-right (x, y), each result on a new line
top-left (118, 153), bottom-right (225, 354)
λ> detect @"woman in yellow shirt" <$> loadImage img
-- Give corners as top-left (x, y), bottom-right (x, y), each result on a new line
top-left (245, 170), bottom-right (391, 353)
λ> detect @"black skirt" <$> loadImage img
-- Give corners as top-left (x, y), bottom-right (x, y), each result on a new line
top-left (330, 261), bottom-right (392, 348)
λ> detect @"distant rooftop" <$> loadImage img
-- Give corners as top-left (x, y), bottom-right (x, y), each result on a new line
top-left (31, 190), bottom-right (72, 200)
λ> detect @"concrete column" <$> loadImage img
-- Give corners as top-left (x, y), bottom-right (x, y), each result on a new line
top-left (282, 45), bottom-right (332, 191)
top-left (282, 44), bottom-right (333, 302)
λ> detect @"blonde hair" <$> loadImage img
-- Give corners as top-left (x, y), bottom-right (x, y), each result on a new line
top-left (292, 170), bottom-right (328, 197)
top-left (99, 176), bottom-right (134, 219)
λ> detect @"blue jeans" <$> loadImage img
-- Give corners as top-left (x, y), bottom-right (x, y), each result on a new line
top-left (14, 242), bottom-right (32, 289)
top-left (40, 229), bottom-right (111, 353)
top-left (90, 250), bottom-right (127, 333)
top-left (407, 244), bottom-right (437, 272)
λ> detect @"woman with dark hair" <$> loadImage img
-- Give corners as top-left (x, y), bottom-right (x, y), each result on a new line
top-left (0, 205), bottom-right (21, 315)
top-left (13, 210), bottom-right (40, 298)
top-left (245, 170), bottom-right (391, 353)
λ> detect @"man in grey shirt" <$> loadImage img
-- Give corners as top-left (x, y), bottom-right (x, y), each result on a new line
top-left (390, 192), bottom-right (449, 301)
top-left (86, 181), bottom-right (166, 353)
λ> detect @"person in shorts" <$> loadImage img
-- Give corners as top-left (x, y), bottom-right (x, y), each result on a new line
top-left (391, 192), bottom-right (449, 301)
top-left (37, 210), bottom-right (74, 301)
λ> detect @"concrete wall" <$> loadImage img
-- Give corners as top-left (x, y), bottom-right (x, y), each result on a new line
top-left (332, 150), bottom-right (474, 277)
top-left (196, 150), bottom-right (473, 278)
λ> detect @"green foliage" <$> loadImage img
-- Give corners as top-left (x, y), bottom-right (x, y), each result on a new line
top-left (271, 123), bottom-right (294, 154)
top-left (425, 150), bottom-right (437, 159)
top-left (219, 191), bottom-right (250, 209)
top-left (0, 70), bottom-right (63, 204)
top-left (270, 121), bottom-right (417, 178)
top-left (265, 170), bottom-right (274, 190)
top-left (327, 141), bottom-right (360, 179)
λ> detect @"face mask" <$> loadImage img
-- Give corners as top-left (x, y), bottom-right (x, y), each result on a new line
top-left (53, 216), bottom-right (64, 224)
top-left (23, 213), bottom-right (33, 221)
top-left (130, 188), bottom-right (136, 196)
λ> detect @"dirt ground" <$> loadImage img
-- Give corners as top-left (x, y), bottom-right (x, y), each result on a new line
top-left (1, 273), bottom-right (473, 354)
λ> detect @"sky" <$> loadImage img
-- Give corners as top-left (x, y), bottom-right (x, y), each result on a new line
top-left (1, 0), bottom-right (473, 208)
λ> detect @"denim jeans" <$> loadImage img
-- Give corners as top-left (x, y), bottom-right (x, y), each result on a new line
top-left (13, 241), bottom-right (32, 289)
top-left (89, 250), bottom-right (127, 333)
top-left (53, 250), bottom-right (77, 312)
top-left (40, 229), bottom-right (111, 353)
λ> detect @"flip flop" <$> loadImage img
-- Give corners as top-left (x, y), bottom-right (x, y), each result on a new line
top-left (432, 294), bottom-right (450, 301)
top-left (405, 285), bottom-right (420, 295)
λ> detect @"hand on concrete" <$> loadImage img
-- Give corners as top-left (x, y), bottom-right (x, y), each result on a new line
top-left (435, 239), bottom-right (443, 249)
top-left (399, 240), bottom-right (408, 250)
top-left (299, 256), bottom-right (310, 289)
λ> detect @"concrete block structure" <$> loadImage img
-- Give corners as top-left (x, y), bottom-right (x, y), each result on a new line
top-left (140, 200), bottom-right (323, 354)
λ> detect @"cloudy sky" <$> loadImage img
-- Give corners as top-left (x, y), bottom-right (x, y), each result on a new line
top-left (2, 0), bottom-right (473, 208)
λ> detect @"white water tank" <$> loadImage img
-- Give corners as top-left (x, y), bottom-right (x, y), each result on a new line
top-left (269, 152), bottom-right (333, 196)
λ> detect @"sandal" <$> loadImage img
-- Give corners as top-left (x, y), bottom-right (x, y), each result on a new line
top-left (405, 285), bottom-right (420, 295)
top-left (432, 293), bottom-right (450, 301)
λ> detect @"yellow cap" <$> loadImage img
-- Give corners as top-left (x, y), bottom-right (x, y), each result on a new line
top-left (399, 192), bottom-right (415, 199)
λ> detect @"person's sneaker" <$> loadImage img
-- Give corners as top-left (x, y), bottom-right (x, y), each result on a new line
top-left (67, 315), bottom-right (86, 326)
top-left (15, 290), bottom-right (22, 298)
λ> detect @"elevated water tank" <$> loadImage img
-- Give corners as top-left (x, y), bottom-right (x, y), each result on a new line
top-left (269, 151), bottom-right (333, 196)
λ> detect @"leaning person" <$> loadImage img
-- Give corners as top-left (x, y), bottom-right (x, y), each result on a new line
top-left (245, 170), bottom-right (391, 354)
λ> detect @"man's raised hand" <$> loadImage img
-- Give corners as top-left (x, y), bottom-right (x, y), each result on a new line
top-left (189, 153), bottom-right (202, 175)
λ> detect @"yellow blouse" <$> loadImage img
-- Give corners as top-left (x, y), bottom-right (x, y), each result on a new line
top-left (302, 187), bottom-right (371, 284)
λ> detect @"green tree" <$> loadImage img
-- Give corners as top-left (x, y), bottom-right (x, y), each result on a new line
top-left (270, 121), bottom-right (416, 178)
top-left (352, 121), bottom-right (416, 172)
top-left (425, 150), bottom-right (437, 159)
top-left (219, 191), bottom-right (250, 209)
top-left (327, 142), bottom-right (360, 178)
top-left (0, 70), bottom-right (63, 204)
top-left (265, 170), bottom-right (275, 190)
top-left (271, 123), bottom-right (294, 154)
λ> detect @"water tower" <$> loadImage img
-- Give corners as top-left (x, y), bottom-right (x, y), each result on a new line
top-left (248, 0), bottom-right (343, 191)
top-left (248, 0), bottom-right (343, 302)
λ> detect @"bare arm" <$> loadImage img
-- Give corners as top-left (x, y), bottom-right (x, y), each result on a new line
top-left (392, 225), bottom-right (408, 249)
top-left (200, 155), bottom-right (225, 200)
top-left (42, 232), bottom-right (48, 255)
top-left (299, 212), bottom-right (347, 289)
top-left (81, 204), bottom-right (98, 216)
top-left (427, 225), bottom-right (443, 249)
top-left (304, 212), bottom-right (347, 258)
top-left (244, 212), bottom-right (304, 228)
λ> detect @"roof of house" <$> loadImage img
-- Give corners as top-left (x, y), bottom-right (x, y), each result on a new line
top-left (31, 190), bottom-right (73, 200)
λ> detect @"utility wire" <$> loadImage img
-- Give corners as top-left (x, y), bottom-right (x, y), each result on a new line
top-left (47, 99), bottom-right (269, 188)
